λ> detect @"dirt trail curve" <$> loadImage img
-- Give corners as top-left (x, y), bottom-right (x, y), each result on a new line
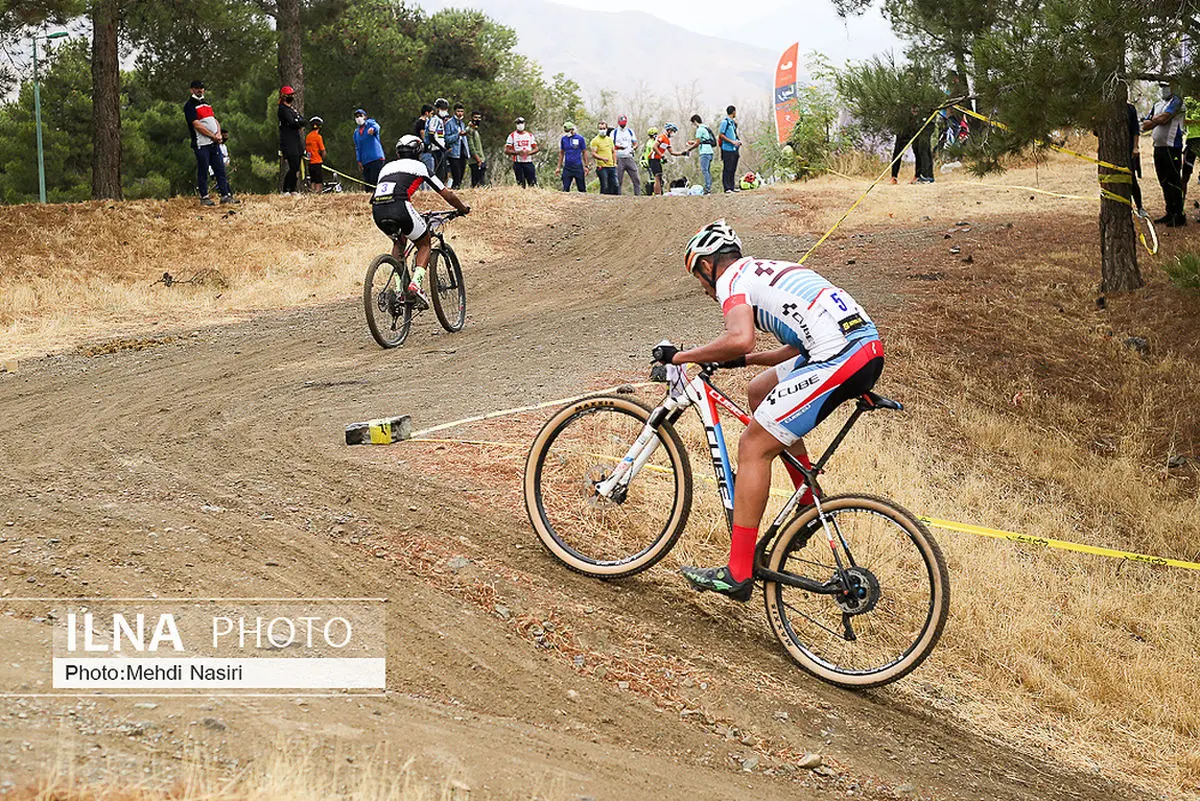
top-left (0, 193), bottom-right (1153, 800)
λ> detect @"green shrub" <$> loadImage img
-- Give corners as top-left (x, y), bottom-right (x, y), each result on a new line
top-left (1164, 251), bottom-right (1200, 291)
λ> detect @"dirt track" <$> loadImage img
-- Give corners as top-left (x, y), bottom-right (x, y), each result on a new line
top-left (0, 192), bottom-right (1163, 800)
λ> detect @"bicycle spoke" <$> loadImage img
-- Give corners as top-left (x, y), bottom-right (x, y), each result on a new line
top-left (771, 502), bottom-right (944, 681)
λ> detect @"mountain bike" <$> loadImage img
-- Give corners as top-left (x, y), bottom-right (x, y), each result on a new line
top-left (523, 360), bottom-right (950, 689)
top-left (363, 209), bottom-right (467, 348)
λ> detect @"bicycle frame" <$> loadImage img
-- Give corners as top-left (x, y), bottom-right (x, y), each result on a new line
top-left (396, 210), bottom-right (456, 262)
top-left (594, 363), bottom-right (891, 600)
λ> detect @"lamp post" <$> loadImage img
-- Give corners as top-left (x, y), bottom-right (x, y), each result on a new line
top-left (33, 30), bottom-right (69, 204)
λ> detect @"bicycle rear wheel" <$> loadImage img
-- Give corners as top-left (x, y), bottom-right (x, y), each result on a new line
top-left (524, 395), bottom-right (692, 578)
top-left (762, 494), bottom-right (949, 688)
top-left (429, 243), bottom-right (466, 332)
top-left (364, 254), bottom-right (413, 348)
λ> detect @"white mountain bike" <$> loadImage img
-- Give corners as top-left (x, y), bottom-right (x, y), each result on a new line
top-left (523, 360), bottom-right (950, 689)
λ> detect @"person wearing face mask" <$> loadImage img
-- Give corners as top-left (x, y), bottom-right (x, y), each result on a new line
top-left (426, 98), bottom-right (451, 184)
top-left (1142, 82), bottom-right (1187, 226)
top-left (466, 112), bottom-right (486, 187)
top-left (353, 108), bottom-right (385, 190)
top-left (278, 86), bottom-right (305, 195)
top-left (612, 115), bottom-right (640, 195)
top-left (183, 79), bottom-right (238, 206)
top-left (557, 122), bottom-right (590, 192)
top-left (445, 103), bottom-right (470, 189)
top-left (590, 121), bottom-right (617, 194)
top-left (505, 117), bottom-right (538, 187)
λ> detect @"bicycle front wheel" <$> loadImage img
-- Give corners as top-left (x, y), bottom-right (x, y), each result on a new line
top-left (524, 395), bottom-right (692, 578)
top-left (762, 494), bottom-right (950, 688)
top-left (429, 243), bottom-right (466, 332)
top-left (363, 254), bottom-right (412, 348)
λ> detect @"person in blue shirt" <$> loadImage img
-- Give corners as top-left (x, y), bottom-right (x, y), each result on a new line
top-left (353, 108), bottom-right (385, 190)
top-left (557, 121), bottom-right (590, 192)
top-left (444, 103), bottom-right (471, 189)
top-left (718, 105), bottom-right (742, 193)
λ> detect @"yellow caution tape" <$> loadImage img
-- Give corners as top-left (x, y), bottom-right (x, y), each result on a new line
top-left (951, 105), bottom-right (1132, 173)
top-left (319, 162), bottom-right (377, 189)
top-left (976, 183), bottom-right (1094, 201)
top-left (402, 434), bottom-right (1198, 572)
top-left (952, 106), bottom-right (1158, 255)
top-left (797, 110), bottom-right (941, 266)
top-left (918, 516), bottom-right (1200, 571)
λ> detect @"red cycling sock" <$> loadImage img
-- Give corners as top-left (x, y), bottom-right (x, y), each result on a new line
top-left (783, 453), bottom-right (815, 506)
top-left (729, 525), bottom-right (758, 583)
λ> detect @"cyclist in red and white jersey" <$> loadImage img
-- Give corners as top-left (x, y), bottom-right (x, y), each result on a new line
top-left (654, 219), bottom-right (884, 600)
top-left (371, 134), bottom-right (470, 309)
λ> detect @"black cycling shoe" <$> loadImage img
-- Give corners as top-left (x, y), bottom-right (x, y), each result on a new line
top-left (680, 565), bottom-right (753, 602)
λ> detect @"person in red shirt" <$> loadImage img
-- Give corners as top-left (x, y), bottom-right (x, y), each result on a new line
top-left (648, 123), bottom-right (685, 195)
top-left (305, 116), bottom-right (327, 192)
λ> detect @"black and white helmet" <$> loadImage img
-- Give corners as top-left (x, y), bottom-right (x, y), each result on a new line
top-left (395, 134), bottom-right (423, 159)
top-left (684, 219), bottom-right (742, 274)
top-left (434, 97), bottom-right (449, 110)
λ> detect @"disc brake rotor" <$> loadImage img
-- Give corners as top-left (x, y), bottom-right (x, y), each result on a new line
top-left (834, 566), bottom-right (881, 615)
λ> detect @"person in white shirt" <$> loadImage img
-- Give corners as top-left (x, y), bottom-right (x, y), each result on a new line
top-left (504, 116), bottom-right (539, 187)
top-left (612, 114), bottom-right (640, 195)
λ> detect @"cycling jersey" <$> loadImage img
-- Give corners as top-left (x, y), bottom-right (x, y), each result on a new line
top-left (716, 257), bottom-right (876, 362)
top-left (717, 257), bottom-right (883, 446)
top-left (371, 158), bottom-right (444, 204)
top-left (370, 158), bottom-right (444, 241)
top-left (652, 132), bottom-right (671, 160)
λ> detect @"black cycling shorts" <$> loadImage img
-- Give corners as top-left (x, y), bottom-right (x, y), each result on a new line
top-left (647, 158), bottom-right (663, 176)
top-left (372, 199), bottom-right (427, 241)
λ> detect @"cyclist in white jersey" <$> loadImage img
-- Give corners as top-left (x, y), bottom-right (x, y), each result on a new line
top-left (371, 134), bottom-right (470, 309)
top-left (653, 219), bottom-right (884, 600)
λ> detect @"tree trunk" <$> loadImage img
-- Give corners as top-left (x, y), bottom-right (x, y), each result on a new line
top-left (90, 0), bottom-right (122, 200)
top-left (1097, 92), bottom-right (1143, 293)
top-left (277, 0), bottom-right (304, 115)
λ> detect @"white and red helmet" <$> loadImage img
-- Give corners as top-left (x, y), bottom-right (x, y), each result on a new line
top-left (683, 219), bottom-right (742, 274)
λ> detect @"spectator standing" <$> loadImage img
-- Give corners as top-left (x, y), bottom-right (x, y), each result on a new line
top-left (648, 123), bottom-right (685, 195)
top-left (686, 113), bottom-right (717, 194)
top-left (913, 111), bottom-right (934, 184)
top-left (505, 117), bottom-right (538, 187)
top-left (591, 121), bottom-right (617, 195)
top-left (889, 116), bottom-right (915, 184)
top-left (183, 79), bottom-right (237, 206)
top-left (1142, 82), bottom-right (1186, 226)
top-left (466, 112), bottom-right (486, 187)
top-left (278, 85), bottom-right (305, 195)
top-left (1180, 95), bottom-right (1200, 203)
top-left (305, 116), bottom-right (327, 193)
top-left (426, 98), bottom-right (450, 184)
top-left (353, 108), bottom-right (385, 189)
top-left (719, 105), bottom-right (742, 193)
top-left (557, 122), bottom-right (590, 192)
top-left (613, 115), bottom-right (640, 195)
top-left (445, 103), bottom-right (470, 189)
top-left (414, 104), bottom-right (435, 175)
top-left (1126, 103), bottom-right (1144, 215)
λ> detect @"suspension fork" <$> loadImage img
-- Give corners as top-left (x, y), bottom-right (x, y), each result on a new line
top-left (594, 395), bottom-right (687, 498)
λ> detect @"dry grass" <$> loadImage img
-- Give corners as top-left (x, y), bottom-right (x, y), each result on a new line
top-left (0, 188), bottom-right (566, 361)
top-left (7, 166), bottom-right (1200, 798)
top-left (12, 745), bottom-right (494, 801)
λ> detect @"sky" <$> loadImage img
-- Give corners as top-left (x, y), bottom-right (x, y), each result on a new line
top-left (554, 0), bottom-right (902, 64)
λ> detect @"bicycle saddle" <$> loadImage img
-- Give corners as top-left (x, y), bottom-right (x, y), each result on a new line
top-left (859, 391), bottom-right (903, 411)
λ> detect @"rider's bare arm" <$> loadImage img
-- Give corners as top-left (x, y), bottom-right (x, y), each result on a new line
top-left (747, 344), bottom-right (800, 367)
top-left (673, 304), bottom-right (755, 364)
top-left (438, 186), bottom-right (471, 215)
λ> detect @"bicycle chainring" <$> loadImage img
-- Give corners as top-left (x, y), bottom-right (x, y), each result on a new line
top-left (833, 566), bottom-right (881, 615)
